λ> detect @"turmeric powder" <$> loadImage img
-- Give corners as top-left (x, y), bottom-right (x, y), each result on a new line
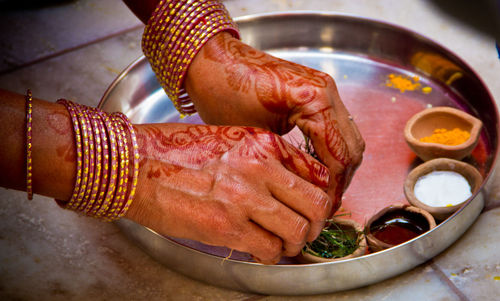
top-left (385, 73), bottom-right (432, 94)
top-left (386, 74), bottom-right (421, 93)
top-left (420, 128), bottom-right (470, 145)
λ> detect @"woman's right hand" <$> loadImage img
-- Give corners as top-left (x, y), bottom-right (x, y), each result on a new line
top-left (125, 123), bottom-right (331, 264)
top-left (186, 33), bottom-right (365, 214)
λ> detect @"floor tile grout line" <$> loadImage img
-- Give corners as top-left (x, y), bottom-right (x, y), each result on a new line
top-left (429, 260), bottom-right (470, 301)
top-left (0, 24), bottom-right (144, 76)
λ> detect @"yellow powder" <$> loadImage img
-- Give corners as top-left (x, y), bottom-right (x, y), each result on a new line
top-left (422, 86), bottom-right (432, 94)
top-left (385, 74), bottom-right (433, 94)
top-left (420, 128), bottom-right (470, 145)
top-left (386, 74), bottom-right (421, 93)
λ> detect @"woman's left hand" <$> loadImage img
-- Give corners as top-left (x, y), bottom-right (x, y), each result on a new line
top-left (125, 123), bottom-right (331, 264)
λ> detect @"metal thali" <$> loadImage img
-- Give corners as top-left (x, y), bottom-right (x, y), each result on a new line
top-left (99, 12), bottom-right (499, 295)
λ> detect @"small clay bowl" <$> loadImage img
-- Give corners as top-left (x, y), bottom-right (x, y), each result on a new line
top-left (404, 158), bottom-right (483, 221)
top-left (404, 106), bottom-right (482, 161)
top-left (298, 218), bottom-right (366, 263)
top-left (365, 204), bottom-right (436, 252)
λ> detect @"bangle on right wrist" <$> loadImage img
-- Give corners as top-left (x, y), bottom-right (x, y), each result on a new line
top-left (142, 0), bottom-right (240, 116)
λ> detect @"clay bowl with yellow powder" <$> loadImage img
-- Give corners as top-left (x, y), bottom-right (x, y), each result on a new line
top-left (404, 106), bottom-right (482, 161)
top-left (404, 158), bottom-right (483, 221)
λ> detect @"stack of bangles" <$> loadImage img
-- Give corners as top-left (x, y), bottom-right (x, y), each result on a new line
top-left (25, 90), bottom-right (139, 221)
top-left (142, 0), bottom-right (240, 116)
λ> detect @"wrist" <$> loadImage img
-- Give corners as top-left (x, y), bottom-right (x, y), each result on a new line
top-left (32, 99), bottom-right (76, 200)
top-left (141, 0), bottom-right (239, 116)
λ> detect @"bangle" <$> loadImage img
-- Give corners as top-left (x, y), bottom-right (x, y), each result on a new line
top-left (113, 112), bottom-right (139, 218)
top-left (25, 89), bottom-right (33, 200)
top-left (76, 106), bottom-right (98, 212)
top-left (54, 100), bottom-right (139, 221)
top-left (142, 0), bottom-right (240, 116)
top-left (56, 99), bottom-right (84, 209)
top-left (72, 103), bottom-right (92, 211)
top-left (158, 1), bottom-right (225, 77)
top-left (83, 108), bottom-right (106, 215)
top-left (94, 112), bottom-right (119, 218)
top-left (105, 115), bottom-right (129, 220)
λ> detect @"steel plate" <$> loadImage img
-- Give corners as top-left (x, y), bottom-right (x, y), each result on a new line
top-left (99, 12), bottom-right (499, 295)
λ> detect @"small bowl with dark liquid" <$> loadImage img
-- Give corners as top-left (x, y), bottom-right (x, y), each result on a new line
top-left (365, 204), bottom-right (436, 252)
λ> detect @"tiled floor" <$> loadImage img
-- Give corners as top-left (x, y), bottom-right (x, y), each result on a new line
top-left (0, 0), bottom-right (499, 300)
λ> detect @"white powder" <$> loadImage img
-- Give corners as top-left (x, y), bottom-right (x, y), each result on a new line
top-left (414, 170), bottom-right (472, 207)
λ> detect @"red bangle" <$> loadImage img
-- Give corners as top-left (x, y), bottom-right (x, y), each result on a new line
top-left (163, 7), bottom-right (227, 90)
top-left (171, 11), bottom-right (237, 113)
top-left (113, 112), bottom-right (140, 217)
top-left (69, 102), bottom-right (91, 210)
top-left (86, 109), bottom-right (109, 215)
top-left (76, 106), bottom-right (98, 212)
top-left (75, 104), bottom-right (98, 212)
top-left (25, 89), bottom-right (33, 200)
top-left (157, 1), bottom-right (225, 76)
top-left (94, 112), bottom-right (119, 218)
top-left (105, 115), bottom-right (129, 220)
top-left (54, 100), bottom-right (139, 221)
top-left (142, 0), bottom-right (240, 116)
top-left (56, 99), bottom-right (84, 209)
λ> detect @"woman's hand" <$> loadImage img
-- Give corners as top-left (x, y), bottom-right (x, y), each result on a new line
top-left (125, 123), bottom-right (331, 264)
top-left (185, 33), bottom-right (365, 213)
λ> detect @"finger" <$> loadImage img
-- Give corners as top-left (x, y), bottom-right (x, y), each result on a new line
top-left (232, 221), bottom-right (283, 264)
top-left (294, 103), bottom-right (363, 211)
top-left (244, 191), bottom-right (311, 257)
top-left (328, 92), bottom-right (365, 187)
top-left (273, 136), bottom-right (330, 189)
top-left (326, 75), bottom-right (365, 153)
top-left (264, 164), bottom-right (331, 242)
top-left (297, 116), bottom-right (349, 207)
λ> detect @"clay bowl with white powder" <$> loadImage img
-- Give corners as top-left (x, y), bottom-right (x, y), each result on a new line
top-left (404, 158), bottom-right (483, 220)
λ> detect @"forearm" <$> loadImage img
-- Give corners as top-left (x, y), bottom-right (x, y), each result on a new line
top-left (0, 89), bottom-right (75, 200)
top-left (184, 32), bottom-right (286, 131)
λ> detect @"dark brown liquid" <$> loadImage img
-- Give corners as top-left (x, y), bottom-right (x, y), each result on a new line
top-left (370, 209), bottom-right (430, 245)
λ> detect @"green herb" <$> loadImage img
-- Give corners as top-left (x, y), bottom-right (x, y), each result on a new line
top-left (302, 135), bottom-right (319, 160)
top-left (303, 220), bottom-right (361, 259)
top-left (300, 137), bottom-right (359, 259)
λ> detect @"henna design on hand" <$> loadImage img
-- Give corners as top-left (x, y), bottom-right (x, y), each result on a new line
top-left (56, 145), bottom-right (76, 163)
top-left (47, 111), bottom-right (76, 162)
top-left (205, 34), bottom-right (328, 113)
top-left (204, 35), bottom-right (349, 165)
top-left (320, 109), bottom-right (350, 166)
top-left (202, 34), bottom-right (356, 204)
top-left (136, 124), bottom-right (328, 186)
top-left (47, 111), bottom-right (71, 135)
